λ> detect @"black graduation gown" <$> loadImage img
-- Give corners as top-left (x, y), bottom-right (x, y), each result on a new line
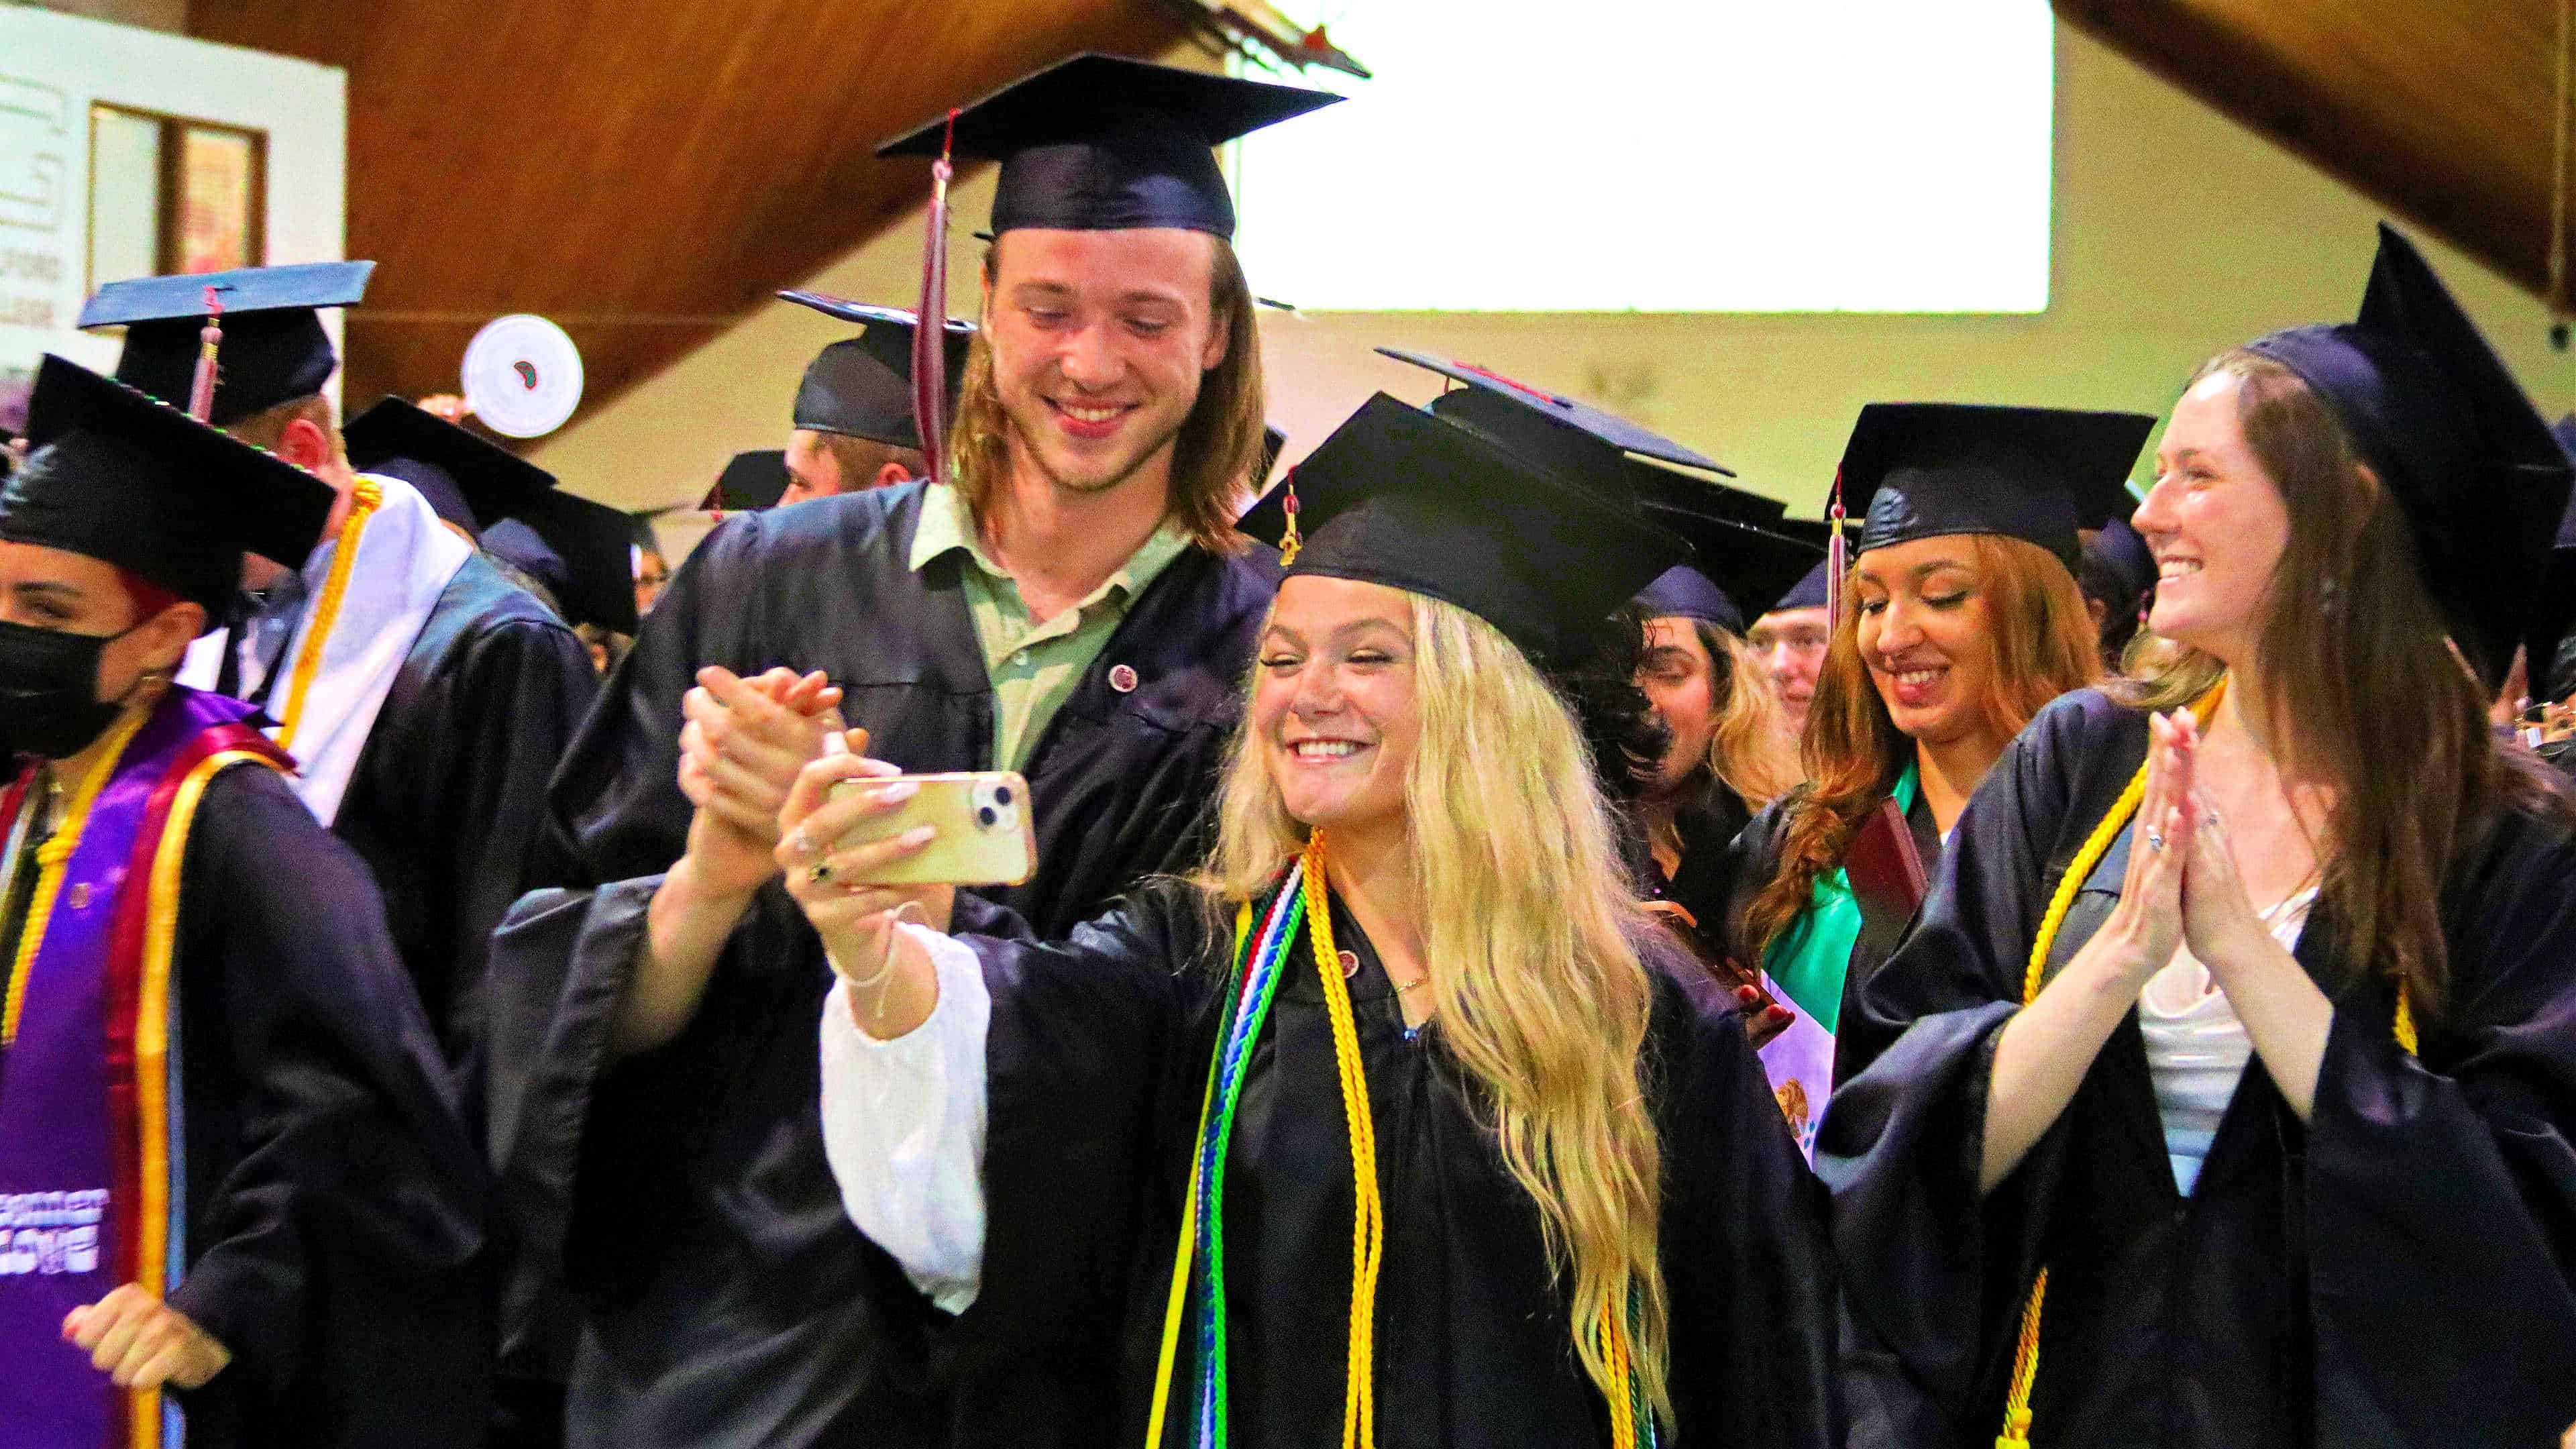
top-left (950, 880), bottom-right (1841, 1449)
top-left (1676, 780), bottom-right (1939, 1080)
top-left (1, 765), bottom-right (492, 1449)
top-left (483, 481), bottom-right (1279, 1448)
top-left (1820, 688), bottom-right (2576, 1448)
top-left (331, 551), bottom-right (598, 1093)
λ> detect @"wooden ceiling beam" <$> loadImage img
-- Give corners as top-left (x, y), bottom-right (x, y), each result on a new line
top-left (2055, 0), bottom-right (2569, 307)
top-left (190, 0), bottom-right (1187, 430)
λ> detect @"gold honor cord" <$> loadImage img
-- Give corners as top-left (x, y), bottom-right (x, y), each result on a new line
top-left (274, 477), bottom-right (384, 753)
top-left (1995, 680), bottom-right (2412, 1447)
top-left (1, 707), bottom-right (152, 1048)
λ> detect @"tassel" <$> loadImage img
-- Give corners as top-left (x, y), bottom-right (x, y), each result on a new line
top-left (911, 108), bottom-right (959, 486)
top-left (186, 284), bottom-right (223, 423)
top-left (1278, 470), bottom-right (1303, 566)
top-left (1825, 468), bottom-right (1847, 630)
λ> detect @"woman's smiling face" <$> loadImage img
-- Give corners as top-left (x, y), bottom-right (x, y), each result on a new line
top-left (1851, 536), bottom-right (1999, 747)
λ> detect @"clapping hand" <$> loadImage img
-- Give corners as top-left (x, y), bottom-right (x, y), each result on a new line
top-left (678, 666), bottom-right (845, 896)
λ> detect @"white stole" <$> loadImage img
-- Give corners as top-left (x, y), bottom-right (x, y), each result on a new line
top-left (177, 474), bottom-right (470, 824)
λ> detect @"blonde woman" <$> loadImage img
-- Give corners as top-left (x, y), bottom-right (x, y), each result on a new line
top-left (790, 393), bottom-right (1838, 1448)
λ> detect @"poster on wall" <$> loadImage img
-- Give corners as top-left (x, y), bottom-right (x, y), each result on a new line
top-left (0, 7), bottom-right (344, 433)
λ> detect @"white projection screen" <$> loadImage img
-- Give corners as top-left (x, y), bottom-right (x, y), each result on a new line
top-left (1228, 0), bottom-right (2054, 313)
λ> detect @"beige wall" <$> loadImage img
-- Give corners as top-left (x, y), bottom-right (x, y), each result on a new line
top-left (539, 20), bottom-right (2575, 541)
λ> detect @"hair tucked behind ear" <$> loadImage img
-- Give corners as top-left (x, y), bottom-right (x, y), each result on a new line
top-left (1198, 594), bottom-right (1674, 1424)
top-left (2123, 350), bottom-right (2576, 1021)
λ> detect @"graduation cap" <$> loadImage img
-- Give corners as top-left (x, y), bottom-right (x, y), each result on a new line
top-left (80, 261), bottom-right (374, 426)
top-left (2248, 223), bottom-right (2575, 690)
top-left (1256, 423), bottom-right (1288, 484)
top-left (1, 355), bottom-right (333, 620)
top-left (1767, 557), bottom-right (1833, 616)
top-left (491, 487), bottom-right (641, 635)
top-left (1840, 403), bottom-right (2155, 570)
top-left (340, 395), bottom-right (637, 633)
top-left (777, 292), bottom-right (973, 449)
top-left (1377, 348), bottom-right (1756, 517)
top-left (343, 396), bottom-right (555, 530)
top-left (1633, 515), bottom-right (1824, 635)
top-left (2081, 515), bottom-right (2157, 602)
top-left (1236, 393), bottom-right (1689, 663)
top-left (702, 449), bottom-right (791, 511)
top-left (877, 54), bottom-right (1339, 239)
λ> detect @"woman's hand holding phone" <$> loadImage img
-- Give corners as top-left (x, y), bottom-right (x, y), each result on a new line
top-left (777, 733), bottom-right (956, 987)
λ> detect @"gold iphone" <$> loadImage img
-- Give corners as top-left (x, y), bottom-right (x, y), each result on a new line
top-left (826, 771), bottom-right (1036, 886)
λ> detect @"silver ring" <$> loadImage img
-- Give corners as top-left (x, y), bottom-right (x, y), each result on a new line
top-left (2145, 830), bottom-right (2166, 852)
top-left (788, 827), bottom-right (818, 862)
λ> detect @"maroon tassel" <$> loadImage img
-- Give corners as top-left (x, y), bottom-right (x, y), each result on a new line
top-left (186, 284), bottom-right (223, 423)
top-left (1825, 468), bottom-right (1847, 630)
top-left (911, 108), bottom-right (960, 485)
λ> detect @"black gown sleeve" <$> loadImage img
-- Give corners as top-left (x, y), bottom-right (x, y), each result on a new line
top-left (166, 765), bottom-right (491, 1448)
top-left (1647, 951), bottom-right (1843, 1449)
top-left (945, 885), bottom-right (1223, 1446)
top-left (1811, 693), bottom-right (2104, 1444)
top-left (2301, 807), bottom-right (2576, 1445)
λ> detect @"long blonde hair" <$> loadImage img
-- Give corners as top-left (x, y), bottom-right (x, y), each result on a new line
top-left (1198, 592), bottom-right (1672, 1420)
top-left (949, 237), bottom-right (1266, 554)
top-left (1703, 623), bottom-right (1800, 808)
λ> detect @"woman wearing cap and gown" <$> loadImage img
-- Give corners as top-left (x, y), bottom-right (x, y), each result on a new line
top-left (1823, 224), bottom-right (2576, 1448)
top-left (0, 358), bottom-right (488, 1449)
top-left (797, 392), bottom-right (1838, 1449)
top-left (1707, 405), bottom-right (2140, 1157)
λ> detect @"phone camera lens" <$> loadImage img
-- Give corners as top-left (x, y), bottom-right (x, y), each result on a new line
top-left (977, 806), bottom-right (999, 828)
top-left (995, 786), bottom-right (1014, 806)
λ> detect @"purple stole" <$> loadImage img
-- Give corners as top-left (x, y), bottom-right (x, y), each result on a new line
top-left (0, 688), bottom-right (288, 1449)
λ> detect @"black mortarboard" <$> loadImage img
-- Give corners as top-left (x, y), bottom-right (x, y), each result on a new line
top-left (628, 511), bottom-right (664, 555)
top-left (2081, 514), bottom-right (2157, 602)
top-left (1633, 514), bottom-right (1824, 634)
top-left (1841, 403), bottom-right (2155, 570)
top-left (2248, 223), bottom-right (2575, 689)
top-left (344, 396), bottom-right (555, 530)
top-left (1256, 424), bottom-right (1288, 484)
top-left (777, 292), bottom-right (973, 448)
top-left (1768, 557), bottom-right (1833, 615)
top-left (2555, 415), bottom-right (2576, 549)
top-left (1380, 345), bottom-right (1743, 486)
top-left (702, 449), bottom-right (790, 511)
top-left (491, 487), bottom-right (641, 635)
top-left (1, 355), bottom-right (332, 622)
top-left (340, 394), bottom-right (635, 633)
top-left (1236, 394), bottom-right (1688, 662)
top-left (80, 261), bottom-right (374, 426)
top-left (877, 54), bottom-right (1338, 238)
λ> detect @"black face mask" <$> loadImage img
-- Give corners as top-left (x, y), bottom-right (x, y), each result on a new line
top-left (0, 618), bottom-right (140, 761)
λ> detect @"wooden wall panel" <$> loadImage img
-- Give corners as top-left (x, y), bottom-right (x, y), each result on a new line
top-left (2057, 0), bottom-right (2570, 307)
top-left (191, 0), bottom-right (1183, 427)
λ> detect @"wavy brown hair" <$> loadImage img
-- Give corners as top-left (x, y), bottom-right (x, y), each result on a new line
top-left (1199, 593), bottom-right (1672, 1423)
top-left (1742, 534), bottom-right (2098, 959)
top-left (948, 236), bottom-right (1265, 555)
top-left (2121, 351), bottom-right (2576, 1021)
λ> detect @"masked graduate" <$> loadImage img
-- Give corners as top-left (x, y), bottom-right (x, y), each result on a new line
top-left (484, 56), bottom-right (1336, 1449)
top-left (1822, 223), bottom-right (2576, 1448)
top-left (774, 292), bottom-right (973, 502)
top-left (1715, 405), bottom-right (2143, 1157)
top-left (799, 388), bottom-right (1839, 1449)
top-left (82, 267), bottom-right (598, 1077)
top-left (0, 357), bottom-right (488, 1449)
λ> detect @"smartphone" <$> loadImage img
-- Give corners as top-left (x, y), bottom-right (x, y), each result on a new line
top-left (826, 771), bottom-right (1036, 886)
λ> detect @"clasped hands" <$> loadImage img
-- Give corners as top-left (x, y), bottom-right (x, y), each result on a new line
top-left (2094, 708), bottom-right (2286, 991)
top-left (674, 665), bottom-right (951, 970)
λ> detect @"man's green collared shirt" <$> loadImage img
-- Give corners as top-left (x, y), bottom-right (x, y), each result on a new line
top-left (908, 482), bottom-right (1193, 771)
